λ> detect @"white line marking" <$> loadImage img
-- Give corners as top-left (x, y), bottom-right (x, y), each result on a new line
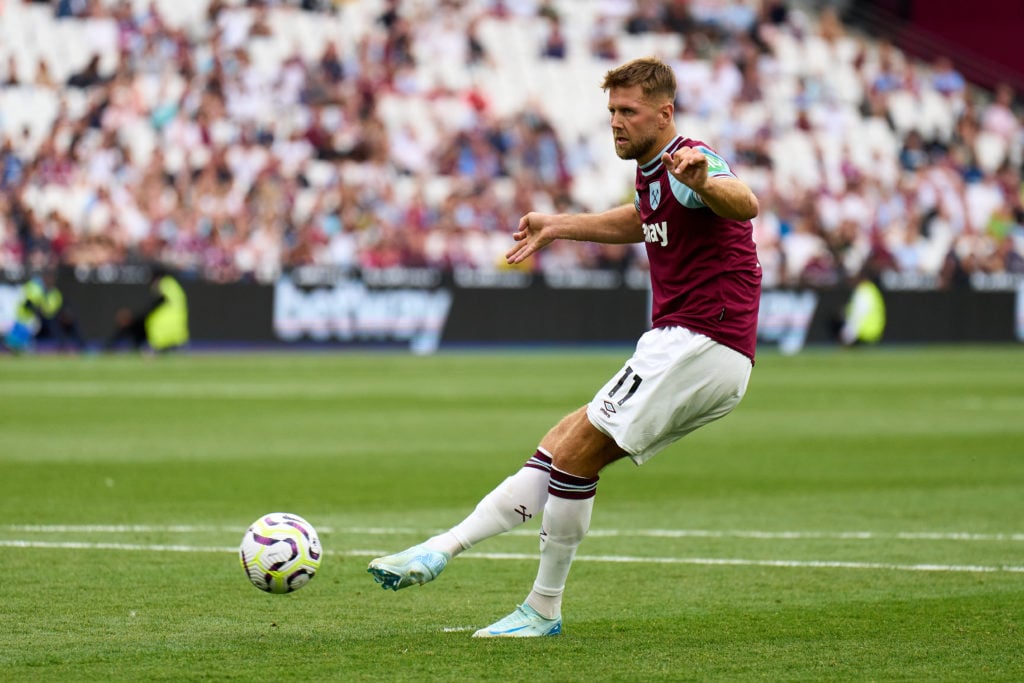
top-left (5, 525), bottom-right (1023, 542)
top-left (3, 540), bottom-right (1022, 574)
top-left (0, 540), bottom-right (240, 553)
top-left (581, 529), bottom-right (1024, 542)
top-left (459, 551), bottom-right (1024, 573)
top-left (3, 525), bottom-right (242, 533)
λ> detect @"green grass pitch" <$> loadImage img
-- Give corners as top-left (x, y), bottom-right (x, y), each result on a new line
top-left (1, 345), bottom-right (1022, 681)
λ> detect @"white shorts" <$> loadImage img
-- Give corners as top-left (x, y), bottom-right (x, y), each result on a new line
top-left (587, 326), bottom-right (752, 465)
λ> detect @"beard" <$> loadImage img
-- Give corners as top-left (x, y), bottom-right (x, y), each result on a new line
top-left (613, 130), bottom-right (659, 161)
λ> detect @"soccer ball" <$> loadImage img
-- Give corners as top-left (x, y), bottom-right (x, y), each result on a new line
top-left (239, 512), bottom-right (322, 594)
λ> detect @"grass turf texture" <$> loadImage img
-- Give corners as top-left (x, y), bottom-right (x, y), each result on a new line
top-left (1, 346), bottom-right (1022, 681)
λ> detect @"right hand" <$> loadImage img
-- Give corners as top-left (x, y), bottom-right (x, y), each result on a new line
top-left (505, 212), bottom-right (557, 265)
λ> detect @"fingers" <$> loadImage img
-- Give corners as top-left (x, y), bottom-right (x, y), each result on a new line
top-left (508, 215), bottom-right (527, 241)
top-left (663, 149), bottom-right (707, 176)
top-left (663, 151), bottom-right (689, 175)
top-left (505, 241), bottom-right (533, 265)
top-left (506, 215), bottom-right (532, 263)
top-left (507, 212), bottom-right (553, 264)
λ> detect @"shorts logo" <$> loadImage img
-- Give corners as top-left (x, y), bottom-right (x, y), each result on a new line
top-left (600, 400), bottom-right (617, 418)
top-left (649, 181), bottom-right (661, 211)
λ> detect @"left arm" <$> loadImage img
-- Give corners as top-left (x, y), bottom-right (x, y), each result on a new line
top-left (661, 147), bottom-right (759, 221)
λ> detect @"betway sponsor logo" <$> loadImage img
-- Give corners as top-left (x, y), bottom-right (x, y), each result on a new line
top-left (273, 277), bottom-right (452, 354)
top-left (757, 290), bottom-right (818, 355)
top-left (642, 221), bottom-right (668, 247)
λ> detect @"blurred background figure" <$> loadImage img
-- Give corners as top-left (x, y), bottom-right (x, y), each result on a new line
top-left (2, 266), bottom-right (88, 354)
top-left (104, 265), bottom-right (189, 353)
top-left (836, 268), bottom-right (887, 347)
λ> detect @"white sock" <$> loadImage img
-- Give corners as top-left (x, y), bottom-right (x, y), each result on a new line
top-left (423, 449), bottom-right (553, 557)
top-left (525, 467), bottom-right (598, 620)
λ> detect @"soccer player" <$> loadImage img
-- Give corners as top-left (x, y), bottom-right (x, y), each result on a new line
top-left (369, 56), bottom-right (762, 637)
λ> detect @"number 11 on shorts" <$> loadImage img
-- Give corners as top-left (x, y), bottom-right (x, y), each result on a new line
top-left (608, 366), bottom-right (643, 406)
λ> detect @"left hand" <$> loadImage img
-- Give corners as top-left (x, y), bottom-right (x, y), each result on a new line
top-left (661, 147), bottom-right (708, 191)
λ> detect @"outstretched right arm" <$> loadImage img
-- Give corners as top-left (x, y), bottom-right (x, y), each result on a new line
top-left (505, 204), bottom-right (643, 265)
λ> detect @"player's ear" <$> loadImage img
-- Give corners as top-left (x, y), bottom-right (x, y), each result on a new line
top-left (658, 100), bottom-right (674, 128)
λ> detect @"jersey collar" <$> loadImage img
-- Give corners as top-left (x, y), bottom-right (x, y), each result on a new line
top-left (639, 136), bottom-right (685, 176)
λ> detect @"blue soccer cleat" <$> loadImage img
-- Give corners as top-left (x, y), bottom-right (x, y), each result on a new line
top-left (367, 544), bottom-right (450, 590)
top-left (472, 603), bottom-right (562, 638)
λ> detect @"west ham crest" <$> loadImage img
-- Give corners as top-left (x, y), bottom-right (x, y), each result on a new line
top-left (649, 181), bottom-right (661, 211)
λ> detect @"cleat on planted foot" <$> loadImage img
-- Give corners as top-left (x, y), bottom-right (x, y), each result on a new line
top-left (472, 603), bottom-right (562, 638)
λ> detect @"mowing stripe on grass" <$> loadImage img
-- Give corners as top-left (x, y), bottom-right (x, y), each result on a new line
top-left (3, 539), bottom-right (1023, 574)
top-left (5, 524), bottom-right (1023, 542)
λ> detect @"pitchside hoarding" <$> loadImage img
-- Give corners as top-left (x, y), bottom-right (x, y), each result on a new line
top-left (0, 266), bottom-right (1019, 352)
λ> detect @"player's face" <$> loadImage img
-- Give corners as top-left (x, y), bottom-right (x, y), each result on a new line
top-left (607, 85), bottom-right (669, 164)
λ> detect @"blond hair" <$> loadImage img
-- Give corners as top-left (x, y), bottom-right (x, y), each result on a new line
top-left (601, 57), bottom-right (677, 102)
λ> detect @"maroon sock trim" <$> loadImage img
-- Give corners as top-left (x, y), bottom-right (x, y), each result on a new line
top-left (548, 467), bottom-right (599, 500)
top-left (523, 449), bottom-right (553, 473)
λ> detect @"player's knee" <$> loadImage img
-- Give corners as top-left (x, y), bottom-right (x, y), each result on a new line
top-left (545, 412), bottom-right (625, 477)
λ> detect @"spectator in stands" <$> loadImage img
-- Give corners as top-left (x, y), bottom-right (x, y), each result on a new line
top-left (871, 43), bottom-right (904, 95)
top-left (661, 0), bottom-right (695, 34)
top-left (3, 55), bottom-right (20, 86)
top-left (34, 59), bottom-right (56, 88)
top-left (624, 0), bottom-right (663, 34)
top-left (931, 56), bottom-right (966, 99)
top-left (995, 233), bottom-right (1024, 274)
top-left (0, 139), bottom-right (25, 189)
top-left (589, 15), bottom-right (620, 61)
top-left (981, 82), bottom-right (1020, 143)
top-left (670, 43), bottom-right (711, 115)
top-left (540, 15), bottom-right (568, 59)
top-left (318, 40), bottom-right (346, 85)
top-left (66, 54), bottom-right (108, 89)
top-left (466, 16), bottom-right (490, 67)
top-left (55, 0), bottom-right (88, 19)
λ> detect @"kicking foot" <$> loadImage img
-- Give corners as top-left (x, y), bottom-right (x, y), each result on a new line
top-left (367, 544), bottom-right (450, 591)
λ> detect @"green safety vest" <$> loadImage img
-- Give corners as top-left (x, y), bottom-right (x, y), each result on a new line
top-left (145, 276), bottom-right (189, 350)
top-left (848, 280), bottom-right (886, 343)
top-left (16, 277), bottom-right (63, 330)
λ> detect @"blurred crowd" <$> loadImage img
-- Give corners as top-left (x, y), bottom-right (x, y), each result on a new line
top-left (0, 0), bottom-right (1021, 288)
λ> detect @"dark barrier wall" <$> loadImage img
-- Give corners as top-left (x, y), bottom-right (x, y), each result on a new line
top-left (0, 268), bottom-right (1019, 350)
top-left (443, 281), bottom-right (649, 344)
top-left (56, 277), bottom-right (277, 343)
top-left (866, 289), bottom-right (1017, 343)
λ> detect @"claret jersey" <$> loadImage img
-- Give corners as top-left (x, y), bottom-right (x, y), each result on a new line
top-left (634, 136), bottom-right (762, 361)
